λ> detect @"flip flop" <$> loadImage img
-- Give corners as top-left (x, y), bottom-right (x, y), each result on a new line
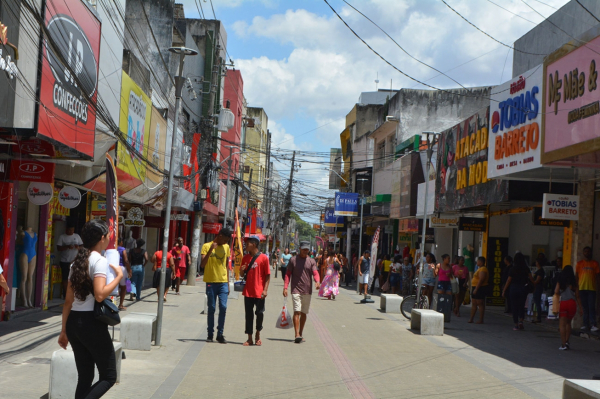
top-left (255, 339), bottom-right (262, 346)
top-left (118, 306), bottom-right (127, 311)
top-left (243, 340), bottom-right (253, 346)
top-left (294, 337), bottom-right (303, 344)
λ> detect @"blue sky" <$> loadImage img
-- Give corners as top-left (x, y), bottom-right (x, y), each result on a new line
top-left (179, 0), bottom-right (573, 221)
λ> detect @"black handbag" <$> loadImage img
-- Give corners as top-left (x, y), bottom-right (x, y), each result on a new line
top-left (94, 298), bottom-right (121, 326)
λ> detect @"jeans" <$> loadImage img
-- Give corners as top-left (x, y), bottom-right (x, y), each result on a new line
top-left (131, 265), bottom-right (144, 301)
top-left (66, 311), bottom-right (117, 399)
top-left (206, 282), bottom-right (228, 336)
top-left (244, 296), bottom-right (265, 334)
top-left (533, 290), bottom-right (543, 321)
top-left (510, 285), bottom-right (528, 325)
top-left (580, 290), bottom-right (597, 328)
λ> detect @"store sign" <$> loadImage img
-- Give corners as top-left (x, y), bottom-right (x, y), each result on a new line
top-left (543, 34), bottom-right (600, 163)
top-left (458, 217), bottom-right (486, 232)
top-left (27, 182), bottom-right (53, 205)
top-left (313, 224), bottom-right (321, 230)
top-left (58, 186), bottom-right (81, 209)
top-left (489, 66), bottom-right (542, 178)
top-left (384, 225), bottom-right (394, 234)
top-left (0, 21), bottom-right (18, 80)
top-left (486, 237), bottom-right (508, 306)
top-left (429, 214), bottom-right (459, 228)
top-left (436, 108), bottom-right (509, 212)
top-left (9, 160), bottom-right (55, 183)
top-left (124, 207), bottom-right (145, 227)
top-left (542, 193), bottom-right (579, 220)
top-left (0, 159), bottom-right (9, 180)
top-left (532, 207), bottom-right (570, 227)
top-left (398, 234), bottom-right (412, 242)
top-left (172, 213), bottom-right (190, 221)
top-left (218, 182), bottom-right (226, 214)
top-left (203, 222), bottom-right (222, 234)
top-left (334, 192), bottom-right (359, 216)
top-left (13, 138), bottom-right (56, 157)
top-left (324, 207), bottom-right (344, 228)
top-left (37, 0), bottom-right (101, 160)
top-left (399, 218), bottom-right (419, 232)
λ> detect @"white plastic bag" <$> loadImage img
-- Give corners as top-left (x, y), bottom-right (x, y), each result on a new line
top-left (276, 299), bottom-right (293, 329)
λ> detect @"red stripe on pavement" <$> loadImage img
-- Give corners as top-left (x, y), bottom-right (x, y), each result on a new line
top-left (309, 312), bottom-right (375, 399)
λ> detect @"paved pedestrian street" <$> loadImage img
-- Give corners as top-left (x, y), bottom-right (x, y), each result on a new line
top-left (1, 276), bottom-right (600, 399)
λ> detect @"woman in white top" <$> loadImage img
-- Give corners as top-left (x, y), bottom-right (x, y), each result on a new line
top-left (58, 220), bottom-right (122, 399)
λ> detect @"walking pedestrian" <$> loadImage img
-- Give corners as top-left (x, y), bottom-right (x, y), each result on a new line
top-left (171, 237), bottom-right (191, 295)
top-left (117, 238), bottom-right (131, 311)
top-left (318, 248), bottom-right (329, 282)
top-left (401, 256), bottom-right (414, 296)
top-left (358, 250), bottom-right (371, 296)
top-left (370, 255), bottom-right (384, 294)
top-left (555, 265), bottom-right (582, 350)
top-left (502, 255), bottom-right (514, 313)
top-left (452, 256), bottom-right (469, 317)
top-left (436, 254), bottom-right (453, 296)
top-left (128, 239), bottom-right (148, 302)
top-left (57, 219), bottom-right (122, 399)
top-left (240, 236), bottom-right (270, 347)
top-left (200, 228), bottom-right (232, 343)
top-left (502, 252), bottom-right (532, 330)
top-left (576, 246), bottom-right (599, 332)
top-left (421, 253), bottom-right (437, 308)
top-left (280, 248), bottom-right (292, 281)
top-left (380, 254), bottom-right (391, 293)
top-left (532, 258), bottom-right (546, 323)
top-left (152, 248), bottom-right (175, 302)
top-left (283, 241), bottom-right (320, 343)
top-left (389, 255), bottom-right (402, 295)
top-left (57, 223), bottom-right (83, 299)
top-left (469, 256), bottom-right (489, 324)
top-left (319, 252), bottom-right (340, 299)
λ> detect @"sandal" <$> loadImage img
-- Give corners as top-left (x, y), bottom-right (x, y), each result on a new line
top-left (294, 336), bottom-right (303, 344)
top-left (118, 306), bottom-right (127, 311)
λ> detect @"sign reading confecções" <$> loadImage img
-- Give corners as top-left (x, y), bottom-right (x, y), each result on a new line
top-left (542, 194), bottom-right (579, 220)
top-left (488, 66), bottom-right (542, 178)
top-left (9, 160), bottom-right (55, 183)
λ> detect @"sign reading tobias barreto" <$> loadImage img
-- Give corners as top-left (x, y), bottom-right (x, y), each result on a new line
top-left (37, 0), bottom-right (101, 160)
top-left (488, 65), bottom-right (542, 178)
top-left (334, 192), bottom-right (359, 216)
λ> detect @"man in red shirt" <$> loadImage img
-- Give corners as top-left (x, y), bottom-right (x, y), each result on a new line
top-left (171, 237), bottom-right (191, 295)
top-left (240, 235), bottom-right (271, 346)
top-left (152, 249), bottom-right (175, 301)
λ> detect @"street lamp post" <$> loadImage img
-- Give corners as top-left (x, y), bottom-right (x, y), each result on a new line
top-left (156, 46), bottom-right (198, 346)
top-left (356, 177), bottom-right (368, 295)
top-left (415, 132), bottom-right (439, 311)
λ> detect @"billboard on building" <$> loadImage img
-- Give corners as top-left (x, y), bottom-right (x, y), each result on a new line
top-left (37, 0), bottom-right (101, 160)
top-left (543, 33), bottom-right (600, 165)
top-left (435, 108), bottom-right (508, 212)
top-left (399, 152), bottom-right (424, 218)
top-left (147, 106), bottom-right (167, 184)
top-left (488, 65), bottom-right (542, 178)
top-left (117, 71), bottom-right (151, 190)
top-left (0, 1), bottom-right (20, 129)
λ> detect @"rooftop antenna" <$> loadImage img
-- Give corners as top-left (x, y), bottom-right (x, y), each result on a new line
top-left (375, 72), bottom-right (379, 91)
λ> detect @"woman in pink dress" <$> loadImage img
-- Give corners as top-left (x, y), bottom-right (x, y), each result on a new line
top-left (319, 252), bottom-right (340, 300)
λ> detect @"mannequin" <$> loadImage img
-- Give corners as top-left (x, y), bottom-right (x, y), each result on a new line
top-left (19, 227), bottom-right (37, 308)
top-left (125, 230), bottom-right (136, 250)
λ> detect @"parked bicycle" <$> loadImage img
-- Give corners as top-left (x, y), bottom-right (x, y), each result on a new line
top-left (401, 277), bottom-right (429, 320)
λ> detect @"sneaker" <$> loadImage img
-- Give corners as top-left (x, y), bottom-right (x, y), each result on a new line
top-left (591, 326), bottom-right (599, 333)
top-left (559, 346), bottom-right (569, 350)
top-left (206, 335), bottom-right (213, 342)
top-left (581, 326), bottom-right (588, 331)
top-left (216, 334), bottom-right (226, 344)
top-left (566, 342), bottom-right (570, 348)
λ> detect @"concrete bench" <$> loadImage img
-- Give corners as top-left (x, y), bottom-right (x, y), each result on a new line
top-left (380, 293), bottom-right (403, 314)
top-left (410, 309), bottom-right (444, 336)
top-left (49, 342), bottom-right (122, 398)
top-left (563, 379), bottom-right (600, 398)
top-left (120, 313), bottom-right (157, 351)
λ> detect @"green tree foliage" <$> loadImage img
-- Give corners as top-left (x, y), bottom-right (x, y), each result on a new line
top-left (290, 211), bottom-right (315, 242)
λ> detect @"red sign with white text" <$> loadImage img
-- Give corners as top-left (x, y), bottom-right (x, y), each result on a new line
top-left (9, 160), bottom-right (55, 183)
top-left (203, 222), bottom-right (222, 234)
top-left (37, 0), bottom-right (101, 160)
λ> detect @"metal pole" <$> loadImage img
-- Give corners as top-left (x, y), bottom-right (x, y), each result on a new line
top-left (334, 222), bottom-right (338, 252)
top-left (223, 158), bottom-right (232, 228)
top-left (357, 195), bottom-right (364, 294)
top-left (415, 135), bottom-right (435, 310)
top-left (157, 50), bottom-right (189, 346)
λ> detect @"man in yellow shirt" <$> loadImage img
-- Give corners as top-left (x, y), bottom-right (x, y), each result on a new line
top-left (201, 228), bottom-right (232, 343)
top-left (576, 247), bottom-right (599, 332)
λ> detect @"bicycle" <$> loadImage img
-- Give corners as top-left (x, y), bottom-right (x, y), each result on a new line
top-left (401, 278), bottom-right (429, 320)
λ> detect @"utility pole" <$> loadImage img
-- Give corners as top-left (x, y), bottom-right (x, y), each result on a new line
top-left (189, 34), bottom-right (221, 286)
top-left (281, 151), bottom-right (296, 250)
top-left (274, 184), bottom-right (281, 278)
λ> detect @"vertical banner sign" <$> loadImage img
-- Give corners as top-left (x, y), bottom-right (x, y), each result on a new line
top-left (563, 221), bottom-right (573, 268)
top-left (369, 226), bottom-right (381, 279)
top-left (104, 155), bottom-right (120, 294)
top-left (315, 236), bottom-right (324, 251)
top-left (334, 192), bottom-right (359, 216)
top-left (486, 237), bottom-right (508, 306)
top-left (37, 0), bottom-right (101, 159)
top-left (42, 191), bottom-right (58, 310)
top-left (233, 209), bottom-right (243, 280)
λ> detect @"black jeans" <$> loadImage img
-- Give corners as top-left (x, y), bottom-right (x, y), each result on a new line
top-left (66, 311), bottom-right (117, 399)
top-left (280, 267), bottom-right (287, 281)
top-left (533, 290), bottom-right (543, 321)
top-left (510, 285), bottom-right (528, 325)
top-left (244, 296), bottom-right (265, 334)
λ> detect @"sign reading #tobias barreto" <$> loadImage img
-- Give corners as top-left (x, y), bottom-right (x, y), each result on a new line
top-left (542, 194), bottom-right (579, 220)
top-left (488, 65), bottom-right (542, 179)
top-left (334, 192), bottom-right (359, 216)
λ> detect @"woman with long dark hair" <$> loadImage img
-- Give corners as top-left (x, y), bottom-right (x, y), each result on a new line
top-left (555, 266), bottom-right (582, 350)
top-left (58, 220), bottom-right (123, 399)
top-left (502, 252), bottom-right (533, 330)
